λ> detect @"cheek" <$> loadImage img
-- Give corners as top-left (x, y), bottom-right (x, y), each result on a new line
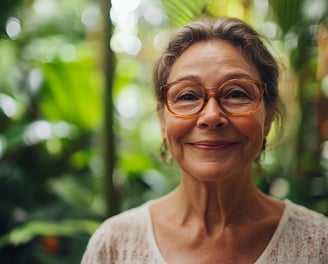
top-left (163, 113), bottom-right (194, 149)
top-left (245, 116), bottom-right (265, 135)
top-left (163, 112), bottom-right (188, 137)
top-left (238, 114), bottom-right (266, 152)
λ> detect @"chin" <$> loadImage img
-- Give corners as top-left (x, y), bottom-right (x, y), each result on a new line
top-left (184, 166), bottom-right (233, 182)
top-left (182, 160), bottom-right (252, 183)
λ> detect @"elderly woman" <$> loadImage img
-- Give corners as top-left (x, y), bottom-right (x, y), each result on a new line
top-left (82, 18), bottom-right (328, 263)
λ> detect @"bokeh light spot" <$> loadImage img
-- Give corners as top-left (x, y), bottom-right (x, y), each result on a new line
top-left (6, 17), bottom-right (21, 39)
top-left (112, 0), bottom-right (141, 14)
top-left (269, 177), bottom-right (290, 199)
top-left (0, 94), bottom-right (18, 118)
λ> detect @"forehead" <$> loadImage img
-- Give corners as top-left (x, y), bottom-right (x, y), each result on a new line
top-left (167, 39), bottom-right (260, 84)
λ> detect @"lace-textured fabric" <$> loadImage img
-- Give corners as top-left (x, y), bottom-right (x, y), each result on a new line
top-left (81, 200), bottom-right (328, 264)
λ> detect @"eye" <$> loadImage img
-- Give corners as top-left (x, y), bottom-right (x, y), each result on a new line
top-left (177, 92), bottom-right (199, 101)
top-left (169, 84), bottom-right (203, 103)
top-left (225, 89), bottom-right (250, 99)
top-left (220, 84), bottom-right (254, 102)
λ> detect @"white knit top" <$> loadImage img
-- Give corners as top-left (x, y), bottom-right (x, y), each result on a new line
top-left (81, 200), bottom-right (328, 263)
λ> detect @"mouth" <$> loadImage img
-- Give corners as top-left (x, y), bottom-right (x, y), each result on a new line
top-left (188, 141), bottom-right (237, 150)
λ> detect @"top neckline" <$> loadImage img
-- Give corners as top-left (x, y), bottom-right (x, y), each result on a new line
top-left (143, 199), bottom-right (292, 264)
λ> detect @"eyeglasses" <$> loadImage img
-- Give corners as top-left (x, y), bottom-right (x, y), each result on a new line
top-left (160, 79), bottom-right (266, 118)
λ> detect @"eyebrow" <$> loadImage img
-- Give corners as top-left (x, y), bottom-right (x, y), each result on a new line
top-left (172, 73), bottom-right (257, 85)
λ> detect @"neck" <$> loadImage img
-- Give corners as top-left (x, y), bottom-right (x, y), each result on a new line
top-left (169, 171), bottom-right (268, 233)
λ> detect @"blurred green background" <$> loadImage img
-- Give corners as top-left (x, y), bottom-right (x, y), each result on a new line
top-left (0, 0), bottom-right (328, 263)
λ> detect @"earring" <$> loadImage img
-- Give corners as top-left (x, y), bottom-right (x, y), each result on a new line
top-left (159, 138), bottom-right (168, 162)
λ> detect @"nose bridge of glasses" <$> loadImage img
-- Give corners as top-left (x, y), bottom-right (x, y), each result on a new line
top-left (204, 86), bottom-right (221, 102)
top-left (203, 87), bottom-right (224, 114)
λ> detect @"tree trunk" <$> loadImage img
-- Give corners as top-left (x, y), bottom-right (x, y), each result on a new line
top-left (100, 0), bottom-right (119, 217)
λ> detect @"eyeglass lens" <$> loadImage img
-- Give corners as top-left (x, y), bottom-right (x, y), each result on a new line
top-left (166, 80), bottom-right (262, 116)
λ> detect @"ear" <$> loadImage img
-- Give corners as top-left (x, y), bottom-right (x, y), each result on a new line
top-left (157, 102), bottom-right (166, 138)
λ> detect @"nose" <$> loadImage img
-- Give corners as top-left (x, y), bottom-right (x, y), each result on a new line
top-left (196, 97), bottom-right (228, 129)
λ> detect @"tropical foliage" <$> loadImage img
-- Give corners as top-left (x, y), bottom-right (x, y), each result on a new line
top-left (0, 0), bottom-right (327, 263)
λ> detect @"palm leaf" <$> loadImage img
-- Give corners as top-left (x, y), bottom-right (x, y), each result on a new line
top-left (269, 0), bottom-right (303, 34)
top-left (162, 0), bottom-right (210, 27)
top-left (0, 219), bottom-right (100, 248)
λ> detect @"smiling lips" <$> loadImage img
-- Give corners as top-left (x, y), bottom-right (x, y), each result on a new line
top-left (189, 141), bottom-right (237, 150)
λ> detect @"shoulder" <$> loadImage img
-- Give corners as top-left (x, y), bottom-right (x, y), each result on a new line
top-left (258, 200), bottom-right (328, 263)
top-left (284, 199), bottom-right (328, 231)
top-left (278, 200), bottom-right (328, 259)
top-left (98, 203), bottom-right (149, 234)
top-left (81, 202), bottom-right (151, 263)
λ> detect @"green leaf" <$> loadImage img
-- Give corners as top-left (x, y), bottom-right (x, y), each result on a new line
top-left (39, 58), bottom-right (102, 130)
top-left (161, 0), bottom-right (210, 27)
top-left (0, 219), bottom-right (100, 248)
top-left (269, 0), bottom-right (303, 34)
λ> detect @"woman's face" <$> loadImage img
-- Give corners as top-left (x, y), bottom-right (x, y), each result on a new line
top-left (158, 39), bottom-right (272, 182)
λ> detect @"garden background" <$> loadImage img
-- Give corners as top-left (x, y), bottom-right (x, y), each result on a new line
top-left (0, 0), bottom-right (328, 263)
